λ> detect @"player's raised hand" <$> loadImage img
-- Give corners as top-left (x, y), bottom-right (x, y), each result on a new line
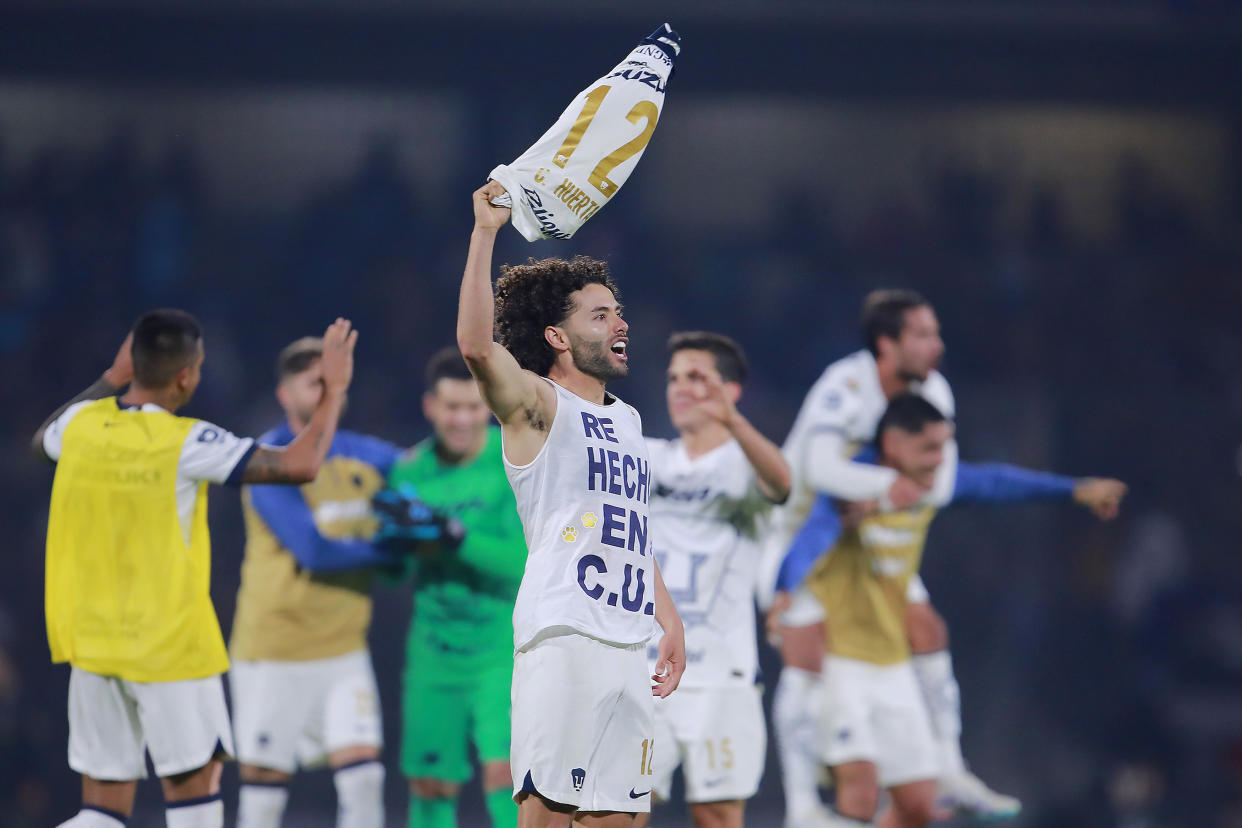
top-left (652, 626), bottom-right (686, 698)
top-left (320, 317), bottom-right (358, 396)
top-left (694, 372), bottom-right (738, 429)
top-left (103, 331), bottom-right (134, 388)
top-left (473, 181), bottom-right (512, 231)
top-left (1073, 477), bottom-right (1127, 520)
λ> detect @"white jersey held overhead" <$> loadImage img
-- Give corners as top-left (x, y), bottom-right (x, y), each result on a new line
top-left (489, 24), bottom-right (681, 241)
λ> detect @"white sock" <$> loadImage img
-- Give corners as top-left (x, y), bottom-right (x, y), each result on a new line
top-left (334, 759), bottom-right (385, 828)
top-left (773, 666), bottom-right (824, 818)
top-left (58, 808), bottom-right (128, 828)
top-left (912, 650), bottom-right (966, 776)
top-left (238, 783), bottom-right (289, 828)
top-left (165, 794), bottom-right (224, 828)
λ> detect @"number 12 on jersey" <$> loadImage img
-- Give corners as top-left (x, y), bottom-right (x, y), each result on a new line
top-left (552, 85), bottom-right (659, 199)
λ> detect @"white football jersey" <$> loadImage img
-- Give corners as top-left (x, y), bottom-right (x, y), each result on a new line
top-left (646, 437), bottom-right (770, 688)
top-left (506, 380), bottom-right (657, 651)
top-left (758, 350), bottom-right (955, 603)
top-left (489, 26), bottom-right (679, 242)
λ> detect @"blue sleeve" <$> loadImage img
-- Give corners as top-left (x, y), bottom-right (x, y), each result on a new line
top-left (775, 495), bottom-right (843, 592)
top-left (340, 432), bottom-right (402, 478)
top-left (951, 462), bottom-right (1076, 505)
top-left (249, 484), bottom-right (396, 572)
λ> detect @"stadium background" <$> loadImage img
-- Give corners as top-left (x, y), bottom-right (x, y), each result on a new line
top-left (2, 0), bottom-right (1240, 824)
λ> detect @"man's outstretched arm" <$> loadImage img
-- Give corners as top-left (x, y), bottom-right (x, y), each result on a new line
top-left (456, 182), bottom-right (545, 427)
top-left (240, 318), bottom-right (356, 485)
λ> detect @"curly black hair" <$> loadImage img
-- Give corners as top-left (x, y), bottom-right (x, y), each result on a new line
top-left (495, 255), bottom-right (621, 376)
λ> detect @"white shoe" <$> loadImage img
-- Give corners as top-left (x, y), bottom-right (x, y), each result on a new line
top-left (784, 803), bottom-right (840, 828)
top-left (937, 771), bottom-right (1022, 820)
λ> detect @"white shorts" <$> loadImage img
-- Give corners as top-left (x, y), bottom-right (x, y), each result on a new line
top-left (68, 667), bottom-right (233, 781)
top-left (650, 684), bottom-right (766, 804)
top-left (819, 656), bottom-right (941, 787)
top-left (511, 631), bottom-right (654, 813)
top-left (230, 649), bottom-right (382, 773)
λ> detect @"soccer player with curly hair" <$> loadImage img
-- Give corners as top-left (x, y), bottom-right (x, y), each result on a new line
top-left (457, 181), bottom-right (685, 828)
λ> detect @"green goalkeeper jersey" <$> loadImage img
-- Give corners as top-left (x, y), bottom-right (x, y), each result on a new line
top-left (388, 426), bottom-right (527, 669)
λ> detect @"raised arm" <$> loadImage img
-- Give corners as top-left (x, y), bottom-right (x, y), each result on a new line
top-left (804, 428), bottom-right (927, 509)
top-left (241, 318), bottom-right (356, 484)
top-left (457, 182), bottom-right (550, 428)
top-left (32, 332), bottom-right (133, 462)
top-left (950, 462), bottom-right (1127, 519)
top-left (699, 373), bottom-right (791, 503)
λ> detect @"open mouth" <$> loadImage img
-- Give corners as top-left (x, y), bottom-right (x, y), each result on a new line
top-left (611, 340), bottom-right (628, 361)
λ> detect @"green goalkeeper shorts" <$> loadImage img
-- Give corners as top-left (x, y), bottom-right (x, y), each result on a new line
top-left (400, 654), bottom-right (513, 782)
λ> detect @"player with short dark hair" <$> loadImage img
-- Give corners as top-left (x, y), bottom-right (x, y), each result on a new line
top-left (636, 331), bottom-right (789, 828)
top-left (804, 393), bottom-right (954, 828)
top-left (34, 311), bottom-right (358, 828)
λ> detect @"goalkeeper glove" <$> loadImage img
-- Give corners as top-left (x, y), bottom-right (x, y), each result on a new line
top-left (372, 484), bottom-right (465, 553)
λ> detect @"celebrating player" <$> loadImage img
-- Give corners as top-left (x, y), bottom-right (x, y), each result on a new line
top-left (635, 332), bottom-right (790, 828)
top-left (763, 290), bottom-right (1127, 825)
top-left (457, 181), bottom-right (685, 828)
top-left (230, 335), bottom-right (447, 828)
top-left (34, 310), bottom-right (357, 828)
top-left (804, 395), bottom-right (958, 828)
top-left (386, 347), bottom-right (528, 828)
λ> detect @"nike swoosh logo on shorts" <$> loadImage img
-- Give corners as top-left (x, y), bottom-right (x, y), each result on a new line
top-left (629, 788), bottom-right (650, 799)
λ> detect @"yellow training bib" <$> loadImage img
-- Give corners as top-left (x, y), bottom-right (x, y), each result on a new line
top-left (45, 398), bottom-right (228, 681)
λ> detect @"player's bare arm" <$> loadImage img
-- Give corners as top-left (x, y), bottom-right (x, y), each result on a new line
top-left (650, 558), bottom-right (686, 698)
top-left (698, 372), bottom-right (791, 502)
top-left (456, 182), bottom-right (557, 465)
top-left (31, 332), bottom-right (134, 462)
top-left (241, 318), bottom-right (356, 484)
top-left (1072, 477), bottom-right (1127, 520)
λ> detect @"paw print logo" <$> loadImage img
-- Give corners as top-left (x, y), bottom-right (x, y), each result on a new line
top-left (581, 512), bottom-right (598, 528)
top-left (561, 526), bottom-right (578, 543)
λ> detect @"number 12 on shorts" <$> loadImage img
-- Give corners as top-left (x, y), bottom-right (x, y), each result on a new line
top-left (639, 738), bottom-right (655, 776)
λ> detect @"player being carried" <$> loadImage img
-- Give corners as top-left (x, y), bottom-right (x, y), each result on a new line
top-left (763, 289), bottom-right (1126, 826)
top-left (34, 310), bottom-right (358, 828)
top-left (385, 347), bottom-right (529, 828)
top-left (804, 394), bottom-right (967, 827)
top-left (634, 332), bottom-right (791, 828)
top-left (458, 181), bottom-right (685, 828)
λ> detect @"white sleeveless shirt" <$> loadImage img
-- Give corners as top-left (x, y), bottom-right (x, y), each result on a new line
top-left (505, 379), bottom-right (658, 651)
